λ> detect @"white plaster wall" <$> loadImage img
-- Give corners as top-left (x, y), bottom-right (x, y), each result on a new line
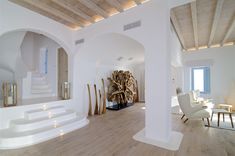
top-left (170, 24), bottom-right (182, 67)
top-left (21, 32), bottom-right (35, 70)
top-left (132, 63), bottom-right (145, 102)
top-left (183, 46), bottom-right (235, 103)
top-left (171, 66), bottom-right (183, 96)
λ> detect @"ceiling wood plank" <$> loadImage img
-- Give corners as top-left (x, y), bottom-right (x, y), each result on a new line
top-left (22, 0), bottom-right (84, 28)
top-left (133, 0), bottom-right (142, 5)
top-left (190, 1), bottom-right (198, 49)
top-left (208, 0), bottom-right (224, 46)
top-left (170, 11), bottom-right (186, 50)
top-left (106, 0), bottom-right (124, 12)
top-left (222, 16), bottom-right (235, 44)
top-left (51, 0), bottom-right (95, 23)
top-left (78, 0), bottom-right (109, 18)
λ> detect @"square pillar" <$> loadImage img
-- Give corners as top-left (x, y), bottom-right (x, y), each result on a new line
top-left (133, 0), bottom-right (183, 151)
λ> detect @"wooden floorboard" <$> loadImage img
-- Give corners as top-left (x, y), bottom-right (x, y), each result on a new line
top-left (1, 103), bottom-right (235, 156)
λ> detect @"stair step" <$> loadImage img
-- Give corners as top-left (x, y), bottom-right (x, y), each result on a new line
top-left (31, 89), bottom-right (52, 94)
top-left (32, 76), bottom-right (46, 81)
top-left (32, 80), bottom-right (48, 85)
top-left (0, 115), bottom-right (89, 149)
top-left (11, 110), bottom-right (77, 132)
top-left (31, 84), bottom-right (50, 90)
top-left (25, 106), bottom-right (66, 120)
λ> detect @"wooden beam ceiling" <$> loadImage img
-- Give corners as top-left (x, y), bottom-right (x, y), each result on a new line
top-left (133, 0), bottom-right (142, 5)
top-left (78, 0), bottom-right (109, 18)
top-left (106, 0), bottom-right (124, 12)
top-left (222, 16), bottom-right (235, 44)
top-left (9, 0), bottom-right (149, 30)
top-left (24, 0), bottom-right (85, 28)
top-left (170, 10), bottom-right (187, 50)
top-left (51, 0), bottom-right (95, 23)
top-left (208, 0), bottom-right (224, 47)
top-left (190, 1), bottom-right (198, 49)
top-left (171, 0), bottom-right (235, 51)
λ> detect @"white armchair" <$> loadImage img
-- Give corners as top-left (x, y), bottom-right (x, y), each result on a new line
top-left (189, 90), bottom-right (211, 105)
top-left (178, 93), bottom-right (210, 126)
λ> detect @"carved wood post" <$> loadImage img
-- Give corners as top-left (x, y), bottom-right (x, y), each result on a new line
top-left (98, 89), bottom-right (103, 115)
top-left (94, 84), bottom-right (99, 115)
top-left (102, 78), bottom-right (106, 114)
top-left (87, 84), bottom-right (92, 116)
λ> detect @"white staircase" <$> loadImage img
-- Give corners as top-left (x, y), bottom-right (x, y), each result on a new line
top-left (31, 73), bottom-right (53, 97)
top-left (0, 105), bottom-right (89, 149)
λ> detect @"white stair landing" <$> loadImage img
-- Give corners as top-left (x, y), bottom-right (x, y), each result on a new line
top-left (0, 106), bottom-right (89, 149)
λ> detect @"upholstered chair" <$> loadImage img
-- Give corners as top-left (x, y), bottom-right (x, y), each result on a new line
top-left (178, 93), bottom-right (210, 126)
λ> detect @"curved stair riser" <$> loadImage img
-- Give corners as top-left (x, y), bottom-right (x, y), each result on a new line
top-left (11, 112), bottom-right (77, 132)
top-left (0, 118), bottom-right (89, 149)
top-left (25, 107), bottom-right (66, 120)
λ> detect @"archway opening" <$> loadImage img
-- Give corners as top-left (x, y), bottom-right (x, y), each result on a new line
top-left (0, 30), bottom-right (69, 107)
top-left (73, 33), bottom-right (145, 113)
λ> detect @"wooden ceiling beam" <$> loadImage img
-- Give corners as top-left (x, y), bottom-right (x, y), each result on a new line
top-left (133, 0), bottom-right (142, 5)
top-left (78, 0), bottom-right (109, 18)
top-left (106, 0), bottom-right (124, 12)
top-left (190, 1), bottom-right (198, 49)
top-left (170, 11), bottom-right (186, 50)
top-left (222, 16), bottom-right (235, 44)
top-left (208, 0), bottom-right (224, 47)
top-left (51, 0), bottom-right (95, 23)
top-left (22, 0), bottom-right (84, 28)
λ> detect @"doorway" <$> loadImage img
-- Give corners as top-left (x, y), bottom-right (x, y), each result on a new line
top-left (58, 47), bottom-right (68, 98)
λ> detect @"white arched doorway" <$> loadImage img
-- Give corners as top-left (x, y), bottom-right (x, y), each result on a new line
top-left (0, 30), bottom-right (70, 101)
top-left (73, 33), bottom-right (145, 114)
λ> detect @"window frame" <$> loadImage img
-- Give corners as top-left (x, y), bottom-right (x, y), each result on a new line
top-left (191, 66), bottom-right (211, 94)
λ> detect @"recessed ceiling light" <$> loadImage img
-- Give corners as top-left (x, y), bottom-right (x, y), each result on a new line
top-left (128, 57), bottom-right (133, 61)
top-left (117, 57), bottom-right (124, 61)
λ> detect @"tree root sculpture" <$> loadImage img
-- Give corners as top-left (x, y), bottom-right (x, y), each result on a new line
top-left (107, 70), bottom-right (137, 104)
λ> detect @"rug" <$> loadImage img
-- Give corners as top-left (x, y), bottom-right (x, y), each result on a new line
top-left (205, 113), bottom-right (235, 131)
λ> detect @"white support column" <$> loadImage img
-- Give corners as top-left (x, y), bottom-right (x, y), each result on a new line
top-left (133, 0), bottom-right (183, 151)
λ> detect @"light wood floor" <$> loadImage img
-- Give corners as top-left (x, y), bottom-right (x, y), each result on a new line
top-left (1, 103), bottom-right (235, 156)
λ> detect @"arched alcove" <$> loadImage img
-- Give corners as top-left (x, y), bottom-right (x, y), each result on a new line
top-left (0, 30), bottom-right (70, 101)
top-left (73, 33), bottom-right (145, 113)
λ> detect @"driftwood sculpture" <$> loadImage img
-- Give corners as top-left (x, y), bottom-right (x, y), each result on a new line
top-left (107, 70), bottom-right (137, 104)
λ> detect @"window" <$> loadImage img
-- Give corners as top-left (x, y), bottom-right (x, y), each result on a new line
top-left (191, 67), bottom-right (210, 94)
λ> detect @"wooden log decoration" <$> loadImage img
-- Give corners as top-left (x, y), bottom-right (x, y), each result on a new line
top-left (98, 89), bottom-right (103, 115)
top-left (87, 84), bottom-right (92, 116)
top-left (94, 84), bottom-right (99, 115)
top-left (135, 80), bottom-right (139, 102)
top-left (101, 78), bottom-right (106, 114)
